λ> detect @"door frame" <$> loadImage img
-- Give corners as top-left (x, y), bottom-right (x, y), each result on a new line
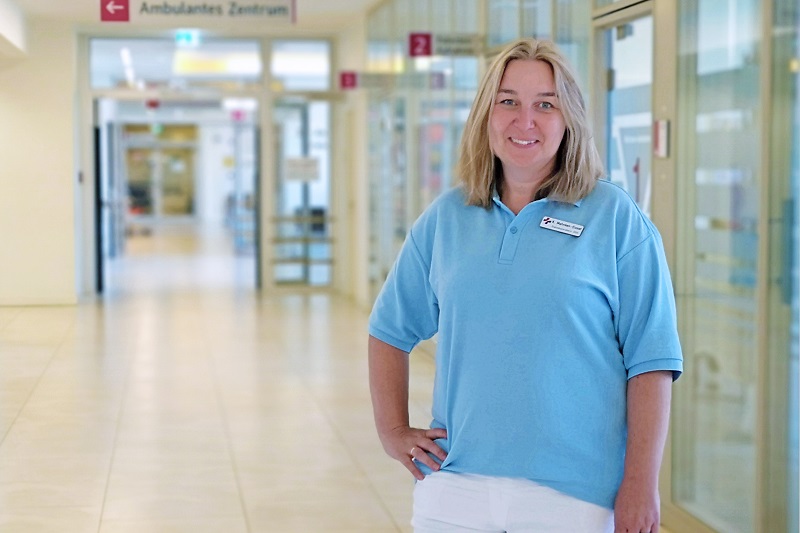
top-left (591, 2), bottom-right (711, 532)
top-left (591, 1), bottom-right (678, 270)
top-left (78, 34), bottom-right (268, 295)
top-left (89, 92), bottom-right (264, 293)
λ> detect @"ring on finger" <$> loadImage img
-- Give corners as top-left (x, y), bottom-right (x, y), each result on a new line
top-left (409, 446), bottom-right (416, 456)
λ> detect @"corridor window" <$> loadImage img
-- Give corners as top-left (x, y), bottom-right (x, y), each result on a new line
top-left (270, 40), bottom-right (331, 91)
top-left (90, 37), bottom-right (262, 91)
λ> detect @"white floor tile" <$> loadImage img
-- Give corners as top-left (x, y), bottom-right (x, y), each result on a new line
top-left (0, 224), bottom-right (679, 532)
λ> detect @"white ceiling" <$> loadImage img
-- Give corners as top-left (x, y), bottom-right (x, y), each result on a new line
top-left (12, 0), bottom-right (383, 33)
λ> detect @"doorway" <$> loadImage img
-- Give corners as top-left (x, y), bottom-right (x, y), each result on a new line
top-left (594, 5), bottom-right (653, 216)
top-left (86, 36), bottom-right (337, 294)
top-left (86, 36), bottom-right (266, 295)
top-left (94, 97), bottom-right (260, 294)
top-left (271, 98), bottom-right (333, 287)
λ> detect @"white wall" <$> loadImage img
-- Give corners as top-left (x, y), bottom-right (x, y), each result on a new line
top-left (0, 13), bottom-right (370, 305)
top-left (333, 16), bottom-right (370, 309)
top-left (0, 18), bottom-right (76, 305)
top-left (0, 0), bottom-right (26, 58)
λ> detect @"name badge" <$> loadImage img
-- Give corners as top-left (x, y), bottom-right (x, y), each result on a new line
top-left (540, 216), bottom-right (584, 237)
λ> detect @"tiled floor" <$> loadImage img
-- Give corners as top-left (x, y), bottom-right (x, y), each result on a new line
top-left (0, 224), bottom-right (676, 532)
top-left (0, 224), bottom-right (434, 532)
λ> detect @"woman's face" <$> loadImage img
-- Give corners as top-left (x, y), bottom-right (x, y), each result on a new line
top-left (488, 59), bottom-right (566, 181)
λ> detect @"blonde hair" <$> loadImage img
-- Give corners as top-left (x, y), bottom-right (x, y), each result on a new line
top-left (456, 38), bottom-right (604, 207)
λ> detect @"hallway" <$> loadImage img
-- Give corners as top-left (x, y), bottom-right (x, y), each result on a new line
top-left (0, 229), bottom-right (435, 531)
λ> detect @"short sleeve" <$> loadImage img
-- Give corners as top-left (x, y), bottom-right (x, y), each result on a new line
top-left (368, 229), bottom-right (439, 353)
top-left (616, 231), bottom-right (683, 380)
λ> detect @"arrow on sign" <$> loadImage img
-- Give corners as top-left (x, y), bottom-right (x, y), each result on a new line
top-left (106, 1), bottom-right (123, 14)
top-left (101, 0), bottom-right (129, 21)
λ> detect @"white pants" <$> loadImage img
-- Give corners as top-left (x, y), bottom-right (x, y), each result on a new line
top-left (412, 471), bottom-right (614, 533)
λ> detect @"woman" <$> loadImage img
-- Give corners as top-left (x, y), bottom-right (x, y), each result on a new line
top-left (368, 38), bottom-right (682, 533)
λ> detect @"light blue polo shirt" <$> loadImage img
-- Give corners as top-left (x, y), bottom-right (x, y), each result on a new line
top-left (369, 180), bottom-right (683, 510)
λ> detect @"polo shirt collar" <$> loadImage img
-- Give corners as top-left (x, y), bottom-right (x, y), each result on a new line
top-left (491, 187), bottom-right (583, 208)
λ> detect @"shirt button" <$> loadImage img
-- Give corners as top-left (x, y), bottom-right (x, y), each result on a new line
top-left (510, 226), bottom-right (518, 234)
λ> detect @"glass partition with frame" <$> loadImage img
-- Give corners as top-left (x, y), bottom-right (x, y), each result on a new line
top-left (272, 98), bottom-right (332, 287)
top-left (269, 39), bottom-right (333, 287)
top-left (270, 40), bottom-right (330, 91)
top-left (366, 0), bottom-right (594, 300)
top-left (366, 1), bottom-right (399, 300)
top-left (522, 0), bottom-right (552, 41)
top-left (769, 0), bottom-right (799, 530)
top-left (488, 0), bottom-right (522, 48)
top-left (90, 37), bottom-right (263, 92)
top-left (366, 0), bottom-right (482, 299)
top-left (555, 0), bottom-right (592, 97)
top-left (670, 1), bottom-right (799, 531)
top-left (601, 15), bottom-right (654, 216)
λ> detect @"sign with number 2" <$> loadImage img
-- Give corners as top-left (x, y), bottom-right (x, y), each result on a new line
top-left (409, 33), bottom-right (432, 57)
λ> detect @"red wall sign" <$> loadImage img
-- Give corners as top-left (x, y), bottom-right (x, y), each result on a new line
top-left (409, 32), bottom-right (433, 57)
top-left (101, 0), bottom-right (130, 22)
top-left (340, 71), bottom-right (358, 90)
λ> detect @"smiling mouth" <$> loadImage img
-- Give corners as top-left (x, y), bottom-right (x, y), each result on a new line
top-left (510, 137), bottom-right (537, 145)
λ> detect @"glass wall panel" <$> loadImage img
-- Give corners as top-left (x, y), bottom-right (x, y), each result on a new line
top-left (771, 0), bottom-right (799, 530)
top-left (368, 0), bottom-right (480, 298)
top-left (523, 0), bottom-right (552, 40)
top-left (555, 0), bottom-right (592, 96)
top-left (122, 124), bottom-right (198, 221)
top-left (366, 1), bottom-right (397, 300)
top-left (366, 1), bottom-right (393, 73)
top-left (392, 0), bottom-right (412, 238)
top-left (273, 99), bottom-right (332, 286)
top-left (269, 39), bottom-right (332, 287)
top-left (789, 20), bottom-right (799, 526)
top-left (90, 38), bottom-right (262, 91)
top-left (368, 98), bottom-right (396, 299)
top-left (488, 0), bottom-right (520, 47)
top-left (454, 0), bottom-right (480, 40)
top-left (367, 0), bottom-right (594, 300)
top-left (414, 0), bottom-right (480, 211)
top-left (603, 16), bottom-right (653, 216)
top-left (789, 76), bottom-right (799, 528)
top-left (672, 1), bottom-right (761, 530)
top-left (270, 40), bottom-right (331, 91)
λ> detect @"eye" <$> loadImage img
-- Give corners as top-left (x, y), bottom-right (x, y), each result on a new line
top-left (498, 98), bottom-right (516, 106)
top-left (537, 101), bottom-right (555, 110)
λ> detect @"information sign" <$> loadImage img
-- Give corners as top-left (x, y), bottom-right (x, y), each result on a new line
top-left (285, 157), bottom-right (320, 182)
top-left (340, 71), bottom-right (357, 90)
top-left (408, 32), bottom-right (484, 57)
top-left (101, 0), bottom-right (130, 22)
top-left (100, 0), bottom-right (295, 25)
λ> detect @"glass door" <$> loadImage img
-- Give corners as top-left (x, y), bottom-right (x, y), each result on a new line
top-left (671, 0), bottom-right (761, 529)
top-left (158, 146), bottom-right (195, 217)
top-left (368, 97), bottom-right (396, 301)
top-left (668, 0), bottom-right (798, 531)
top-left (267, 40), bottom-right (333, 288)
top-left (272, 98), bottom-right (332, 286)
top-left (595, 10), bottom-right (654, 216)
top-left (122, 124), bottom-right (198, 225)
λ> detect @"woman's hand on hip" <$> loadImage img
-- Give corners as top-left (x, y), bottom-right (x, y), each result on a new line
top-left (613, 477), bottom-right (660, 533)
top-left (379, 425), bottom-right (447, 480)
